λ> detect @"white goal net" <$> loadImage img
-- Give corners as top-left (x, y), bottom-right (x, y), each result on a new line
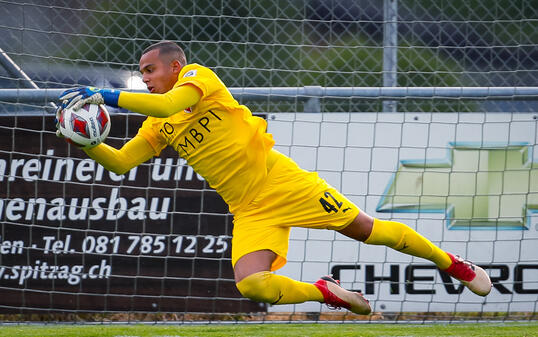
top-left (0, 0), bottom-right (537, 322)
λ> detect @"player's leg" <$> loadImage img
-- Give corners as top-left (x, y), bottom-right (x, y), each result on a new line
top-left (234, 249), bottom-right (324, 305)
top-left (233, 249), bottom-right (277, 283)
top-left (234, 249), bottom-right (371, 314)
top-left (232, 220), bottom-right (372, 314)
top-left (338, 211), bottom-right (492, 296)
top-left (338, 211), bottom-right (452, 268)
top-left (232, 150), bottom-right (371, 314)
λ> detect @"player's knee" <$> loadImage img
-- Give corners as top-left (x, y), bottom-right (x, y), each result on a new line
top-left (235, 271), bottom-right (279, 303)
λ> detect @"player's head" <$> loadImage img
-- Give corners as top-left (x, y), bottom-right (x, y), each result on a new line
top-left (139, 41), bottom-right (187, 94)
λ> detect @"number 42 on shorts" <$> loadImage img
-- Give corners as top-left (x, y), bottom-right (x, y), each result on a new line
top-left (319, 191), bottom-right (351, 214)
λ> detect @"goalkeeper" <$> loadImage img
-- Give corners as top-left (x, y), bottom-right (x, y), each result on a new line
top-left (56, 41), bottom-right (491, 315)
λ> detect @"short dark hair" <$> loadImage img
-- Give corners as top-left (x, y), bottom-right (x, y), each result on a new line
top-left (142, 41), bottom-right (187, 66)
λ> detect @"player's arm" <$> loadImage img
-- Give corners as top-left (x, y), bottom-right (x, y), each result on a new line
top-left (118, 84), bottom-right (201, 117)
top-left (83, 135), bottom-right (155, 175)
top-left (59, 84), bottom-right (202, 118)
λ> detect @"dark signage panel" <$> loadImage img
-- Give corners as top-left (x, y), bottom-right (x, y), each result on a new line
top-left (0, 115), bottom-right (264, 313)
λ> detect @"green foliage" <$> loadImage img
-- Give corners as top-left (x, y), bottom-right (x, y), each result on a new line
top-left (59, 0), bottom-right (531, 112)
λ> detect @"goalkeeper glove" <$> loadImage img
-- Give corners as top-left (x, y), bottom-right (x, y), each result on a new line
top-left (59, 86), bottom-right (120, 111)
top-left (54, 101), bottom-right (65, 138)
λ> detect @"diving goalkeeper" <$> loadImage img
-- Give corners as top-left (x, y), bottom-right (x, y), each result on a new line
top-left (56, 41), bottom-right (492, 315)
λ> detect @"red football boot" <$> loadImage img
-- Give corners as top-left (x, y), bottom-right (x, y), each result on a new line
top-left (314, 276), bottom-right (371, 315)
top-left (443, 252), bottom-right (492, 296)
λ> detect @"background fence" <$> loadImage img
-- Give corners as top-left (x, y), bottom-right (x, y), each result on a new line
top-left (1, 0), bottom-right (537, 113)
top-left (0, 0), bottom-right (537, 323)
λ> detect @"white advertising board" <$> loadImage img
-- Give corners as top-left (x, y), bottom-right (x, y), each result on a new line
top-left (268, 112), bottom-right (538, 312)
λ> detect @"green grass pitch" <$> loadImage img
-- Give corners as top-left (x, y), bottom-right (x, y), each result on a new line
top-left (0, 322), bottom-right (537, 337)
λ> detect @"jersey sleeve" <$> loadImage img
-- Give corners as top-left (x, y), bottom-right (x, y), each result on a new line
top-left (174, 65), bottom-right (218, 99)
top-left (136, 116), bottom-right (167, 156)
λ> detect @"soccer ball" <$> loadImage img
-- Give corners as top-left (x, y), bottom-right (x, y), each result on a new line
top-left (59, 104), bottom-right (111, 148)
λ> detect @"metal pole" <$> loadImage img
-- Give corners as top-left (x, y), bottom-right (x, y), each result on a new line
top-left (0, 47), bottom-right (57, 109)
top-left (2, 87), bottom-right (537, 105)
top-left (0, 47), bottom-right (39, 89)
top-left (303, 86), bottom-right (322, 112)
top-left (383, 0), bottom-right (398, 112)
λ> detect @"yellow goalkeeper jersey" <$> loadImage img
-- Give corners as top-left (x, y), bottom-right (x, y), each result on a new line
top-left (137, 63), bottom-right (275, 213)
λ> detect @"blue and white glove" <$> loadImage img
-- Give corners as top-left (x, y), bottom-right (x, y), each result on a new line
top-left (59, 87), bottom-right (120, 111)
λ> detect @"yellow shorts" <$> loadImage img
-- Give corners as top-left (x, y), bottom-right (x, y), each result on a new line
top-left (232, 150), bottom-right (360, 271)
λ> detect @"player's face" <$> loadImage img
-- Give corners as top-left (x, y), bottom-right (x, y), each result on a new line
top-left (139, 49), bottom-right (181, 94)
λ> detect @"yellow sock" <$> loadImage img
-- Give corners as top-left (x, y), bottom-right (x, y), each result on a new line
top-left (236, 271), bottom-right (324, 305)
top-left (365, 218), bottom-right (452, 269)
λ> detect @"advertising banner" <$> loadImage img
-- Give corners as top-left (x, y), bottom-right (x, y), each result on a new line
top-left (268, 112), bottom-right (538, 313)
top-left (1, 112), bottom-right (537, 314)
top-left (0, 114), bottom-right (263, 313)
